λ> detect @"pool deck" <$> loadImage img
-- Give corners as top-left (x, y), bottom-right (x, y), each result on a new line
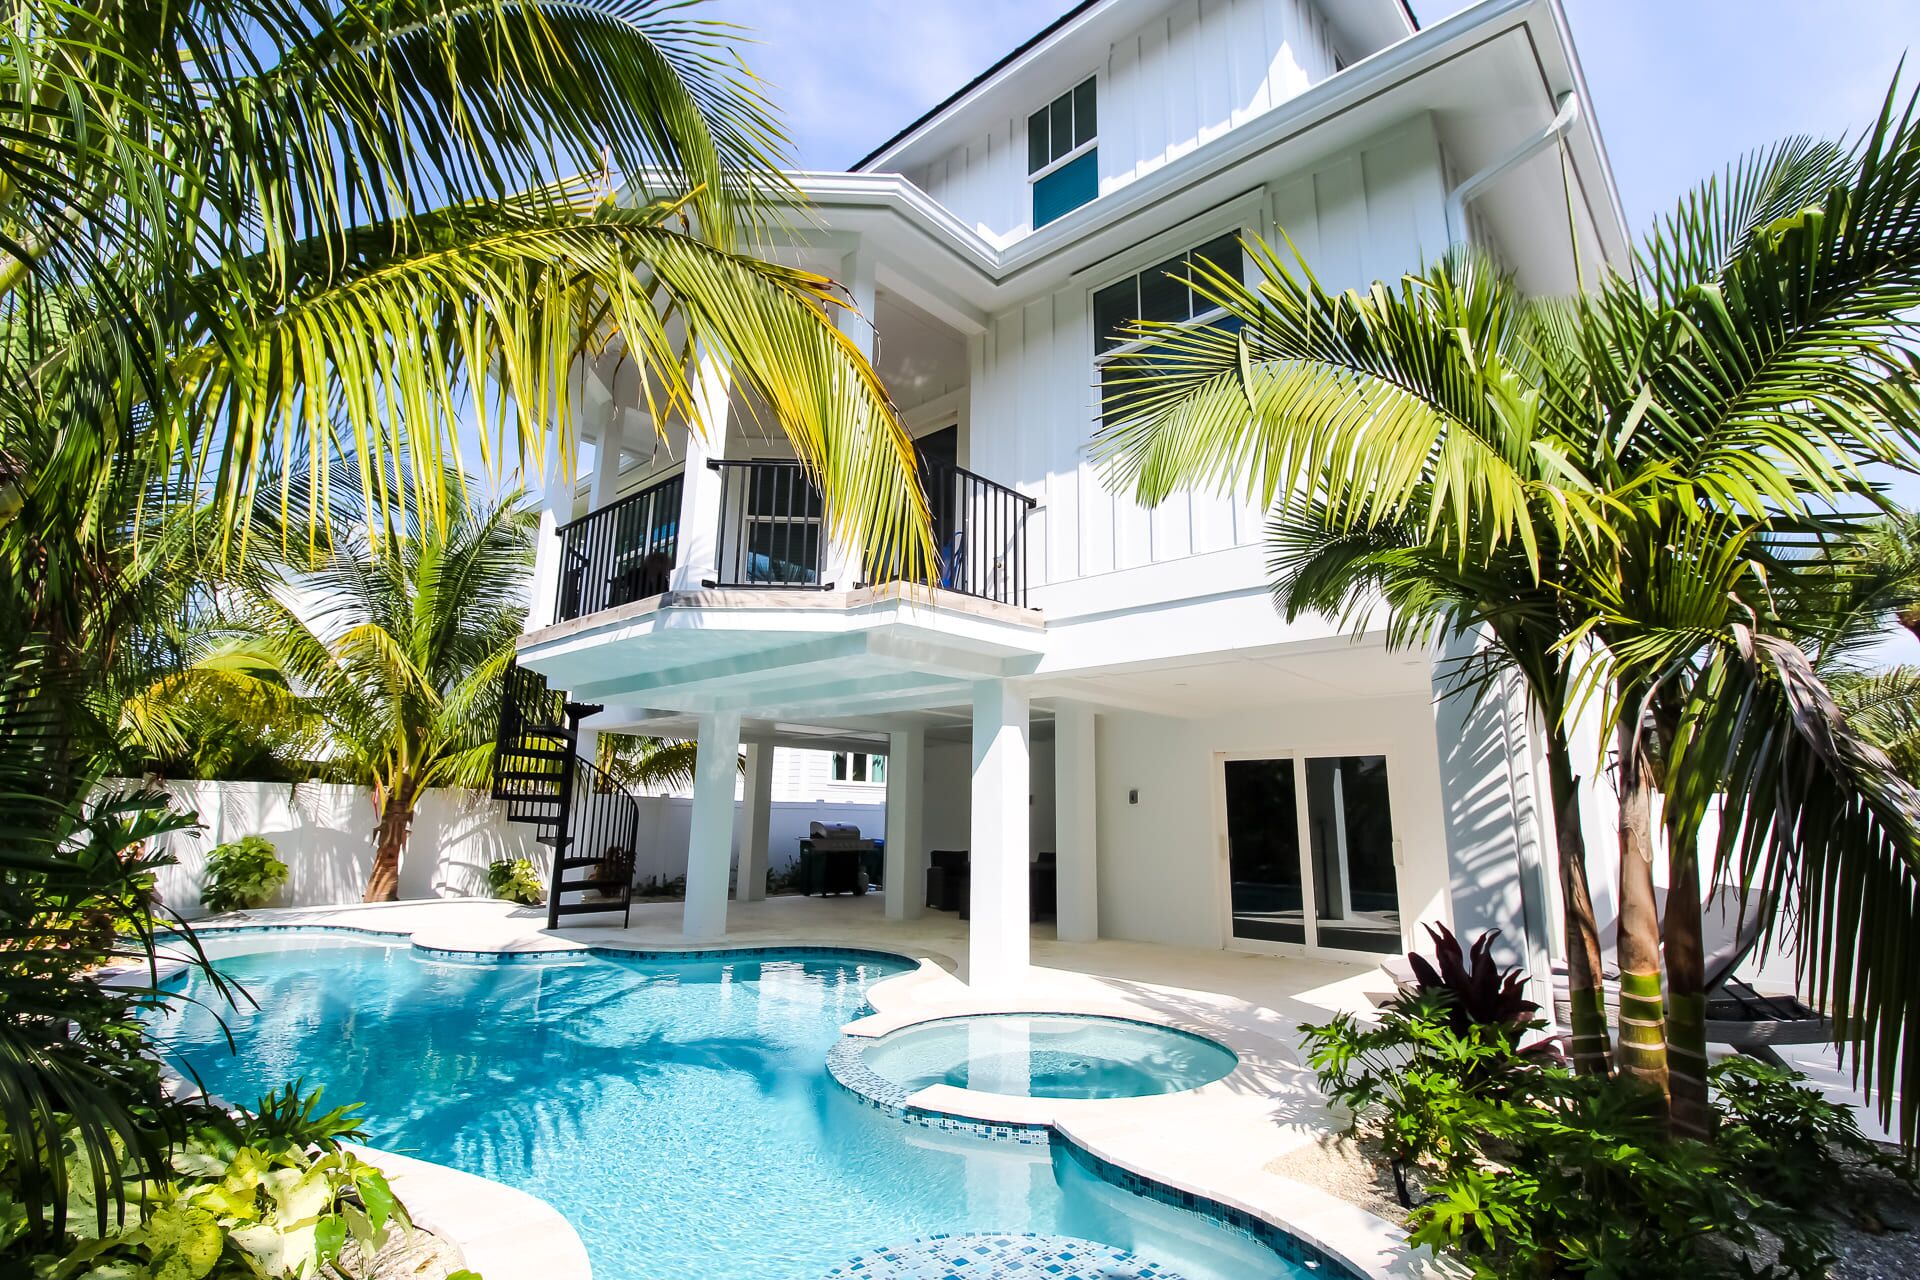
top-left (189, 895), bottom-right (1451, 1280)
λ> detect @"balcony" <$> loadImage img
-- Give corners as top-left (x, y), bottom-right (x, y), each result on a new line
top-left (548, 458), bottom-right (1037, 624)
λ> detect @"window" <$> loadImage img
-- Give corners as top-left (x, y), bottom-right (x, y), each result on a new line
top-left (1092, 231), bottom-right (1245, 425)
top-left (1028, 77), bottom-right (1097, 228)
top-left (831, 753), bottom-right (886, 784)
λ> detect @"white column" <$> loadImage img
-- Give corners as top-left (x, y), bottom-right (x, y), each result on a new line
top-left (682, 710), bottom-right (742, 939)
top-left (670, 349), bottom-right (732, 592)
top-left (735, 743), bottom-right (772, 902)
top-left (528, 397), bottom-right (574, 629)
top-left (884, 728), bottom-right (926, 920)
top-left (969, 679), bottom-right (1030, 988)
top-left (1053, 703), bottom-right (1098, 943)
top-left (824, 247), bottom-right (878, 590)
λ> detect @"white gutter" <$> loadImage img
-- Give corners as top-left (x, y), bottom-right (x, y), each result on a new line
top-left (1445, 90), bottom-right (1580, 244)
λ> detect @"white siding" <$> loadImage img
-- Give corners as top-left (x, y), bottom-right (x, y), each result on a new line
top-left (976, 116), bottom-right (1449, 595)
top-left (908, 0), bottom-right (1341, 246)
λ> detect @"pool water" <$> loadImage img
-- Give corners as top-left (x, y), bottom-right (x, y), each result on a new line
top-left (151, 936), bottom-right (1321, 1280)
top-left (861, 1014), bottom-right (1238, 1099)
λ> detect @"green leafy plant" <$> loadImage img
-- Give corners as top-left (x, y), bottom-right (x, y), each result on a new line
top-left (0, 1105), bottom-right (422, 1278)
top-left (484, 858), bottom-right (545, 906)
top-left (1301, 985), bottom-right (1898, 1278)
top-left (200, 836), bottom-right (289, 914)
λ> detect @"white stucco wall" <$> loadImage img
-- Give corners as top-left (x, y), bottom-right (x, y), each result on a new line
top-left (1090, 694), bottom-right (1455, 951)
top-left (119, 779), bottom-right (881, 918)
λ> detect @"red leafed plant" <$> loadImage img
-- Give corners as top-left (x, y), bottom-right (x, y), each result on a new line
top-left (1405, 923), bottom-right (1539, 1036)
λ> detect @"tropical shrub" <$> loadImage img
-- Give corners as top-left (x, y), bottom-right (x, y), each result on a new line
top-left (485, 858), bottom-right (545, 906)
top-left (200, 836), bottom-right (289, 914)
top-left (1403, 924), bottom-right (1540, 1040)
top-left (1302, 932), bottom-right (1910, 1278)
top-left (0, 1085), bottom-right (435, 1279)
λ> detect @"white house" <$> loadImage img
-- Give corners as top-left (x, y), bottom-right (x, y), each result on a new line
top-left (509, 0), bottom-right (1632, 993)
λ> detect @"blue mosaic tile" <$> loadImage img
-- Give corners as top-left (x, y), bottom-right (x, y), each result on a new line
top-left (822, 1233), bottom-right (1189, 1279)
top-left (825, 1035), bottom-right (1052, 1145)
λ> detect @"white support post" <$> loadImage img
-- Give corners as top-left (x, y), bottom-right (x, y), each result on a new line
top-left (671, 349), bottom-right (732, 592)
top-left (1053, 703), bottom-right (1099, 943)
top-left (528, 387), bottom-right (576, 631)
top-left (883, 727), bottom-right (925, 920)
top-left (824, 246), bottom-right (878, 590)
top-left (682, 711), bottom-right (742, 939)
top-left (736, 743), bottom-right (773, 902)
top-left (969, 680), bottom-right (1030, 988)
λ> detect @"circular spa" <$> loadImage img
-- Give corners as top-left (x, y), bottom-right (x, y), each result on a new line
top-left (860, 1013), bottom-right (1238, 1100)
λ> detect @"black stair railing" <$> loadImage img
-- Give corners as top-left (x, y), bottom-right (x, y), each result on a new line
top-left (491, 660), bottom-right (640, 928)
top-left (553, 471), bottom-right (684, 623)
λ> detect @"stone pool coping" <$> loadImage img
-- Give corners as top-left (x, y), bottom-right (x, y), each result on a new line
top-left (168, 904), bottom-right (1447, 1280)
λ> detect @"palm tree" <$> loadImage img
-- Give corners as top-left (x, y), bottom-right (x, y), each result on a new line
top-left (2, 0), bottom-right (935, 796)
top-left (179, 484), bottom-right (536, 901)
top-left (1097, 87), bottom-right (1920, 1145)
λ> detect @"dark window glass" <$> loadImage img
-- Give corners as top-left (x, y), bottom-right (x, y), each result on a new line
top-left (832, 754), bottom-right (848, 781)
top-left (745, 520), bottom-right (820, 585)
top-left (1188, 233), bottom-right (1244, 314)
top-left (1092, 278), bottom-right (1137, 352)
top-left (1306, 755), bottom-right (1401, 953)
top-left (1138, 254), bottom-right (1192, 325)
top-left (1073, 78), bottom-right (1097, 147)
top-left (1049, 89), bottom-right (1074, 158)
top-left (747, 465), bottom-right (822, 519)
top-left (1225, 759), bottom-right (1306, 944)
top-left (1028, 77), bottom-right (1096, 174)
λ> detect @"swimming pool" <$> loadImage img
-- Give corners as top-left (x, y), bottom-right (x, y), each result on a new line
top-left (859, 1013), bottom-right (1238, 1099)
top-left (150, 934), bottom-right (1340, 1280)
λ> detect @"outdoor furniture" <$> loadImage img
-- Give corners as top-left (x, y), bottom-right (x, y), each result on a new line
top-left (924, 850), bottom-right (1057, 920)
top-left (798, 822), bottom-right (876, 896)
top-left (925, 850), bottom-right (968, 912)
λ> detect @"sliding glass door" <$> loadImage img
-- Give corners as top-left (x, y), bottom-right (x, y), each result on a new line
top-left (1223, 754), bottom-right (1402, 954)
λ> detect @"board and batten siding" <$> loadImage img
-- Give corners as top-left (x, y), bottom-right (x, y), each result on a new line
top-left (972, 115), bottom-right (1450, 593)
top-left (907, 0), bottom-right (1342, 247)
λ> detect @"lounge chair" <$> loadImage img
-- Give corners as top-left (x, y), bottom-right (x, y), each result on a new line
top-left (1377, 888), bottom-right (1830, 1054)
top-left (1543, 887), bottom-right (1830, 1052)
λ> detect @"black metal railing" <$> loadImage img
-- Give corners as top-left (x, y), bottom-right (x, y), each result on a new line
top-left (490, 660), bottom-right (639, 928)
top-left (553, 472), bottom-right (683, 623)
top-left (707, 458), bottom-right (831, 589)
top-left (920, 462), bottom-right (1037, 608)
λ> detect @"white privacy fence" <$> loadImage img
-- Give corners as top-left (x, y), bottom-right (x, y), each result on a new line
top-left (113, 778), bottom-right (882, 920)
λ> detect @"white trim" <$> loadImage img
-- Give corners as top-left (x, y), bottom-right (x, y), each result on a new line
top-left (1028, 137), bottom-right (1098, 185)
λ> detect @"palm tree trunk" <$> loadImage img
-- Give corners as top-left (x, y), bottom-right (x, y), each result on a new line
top-left (1545, 735), bottom-right (1611, 1076)
top-left (1614, 717), bottom-right (1671, 1111)
top-left (1662, 831), bottom-right (1711, 1139)
top-left (364, 780), bottom-right (417, 903)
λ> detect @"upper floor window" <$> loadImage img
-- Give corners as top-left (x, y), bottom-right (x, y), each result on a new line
top-left (832, 752), bottom-right (885, 784)
top-left (1029, 77), bottom-right (1097, 228)
top-left (1092, 232), bottom-right (1245, 425)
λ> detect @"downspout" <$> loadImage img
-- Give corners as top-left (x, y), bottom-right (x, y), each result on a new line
top-left (1444, 91), bottom-right (1580, 244)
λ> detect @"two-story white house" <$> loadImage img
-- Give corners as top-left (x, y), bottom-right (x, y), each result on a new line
top-left (508, 0), bottom-right (1631, 993)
